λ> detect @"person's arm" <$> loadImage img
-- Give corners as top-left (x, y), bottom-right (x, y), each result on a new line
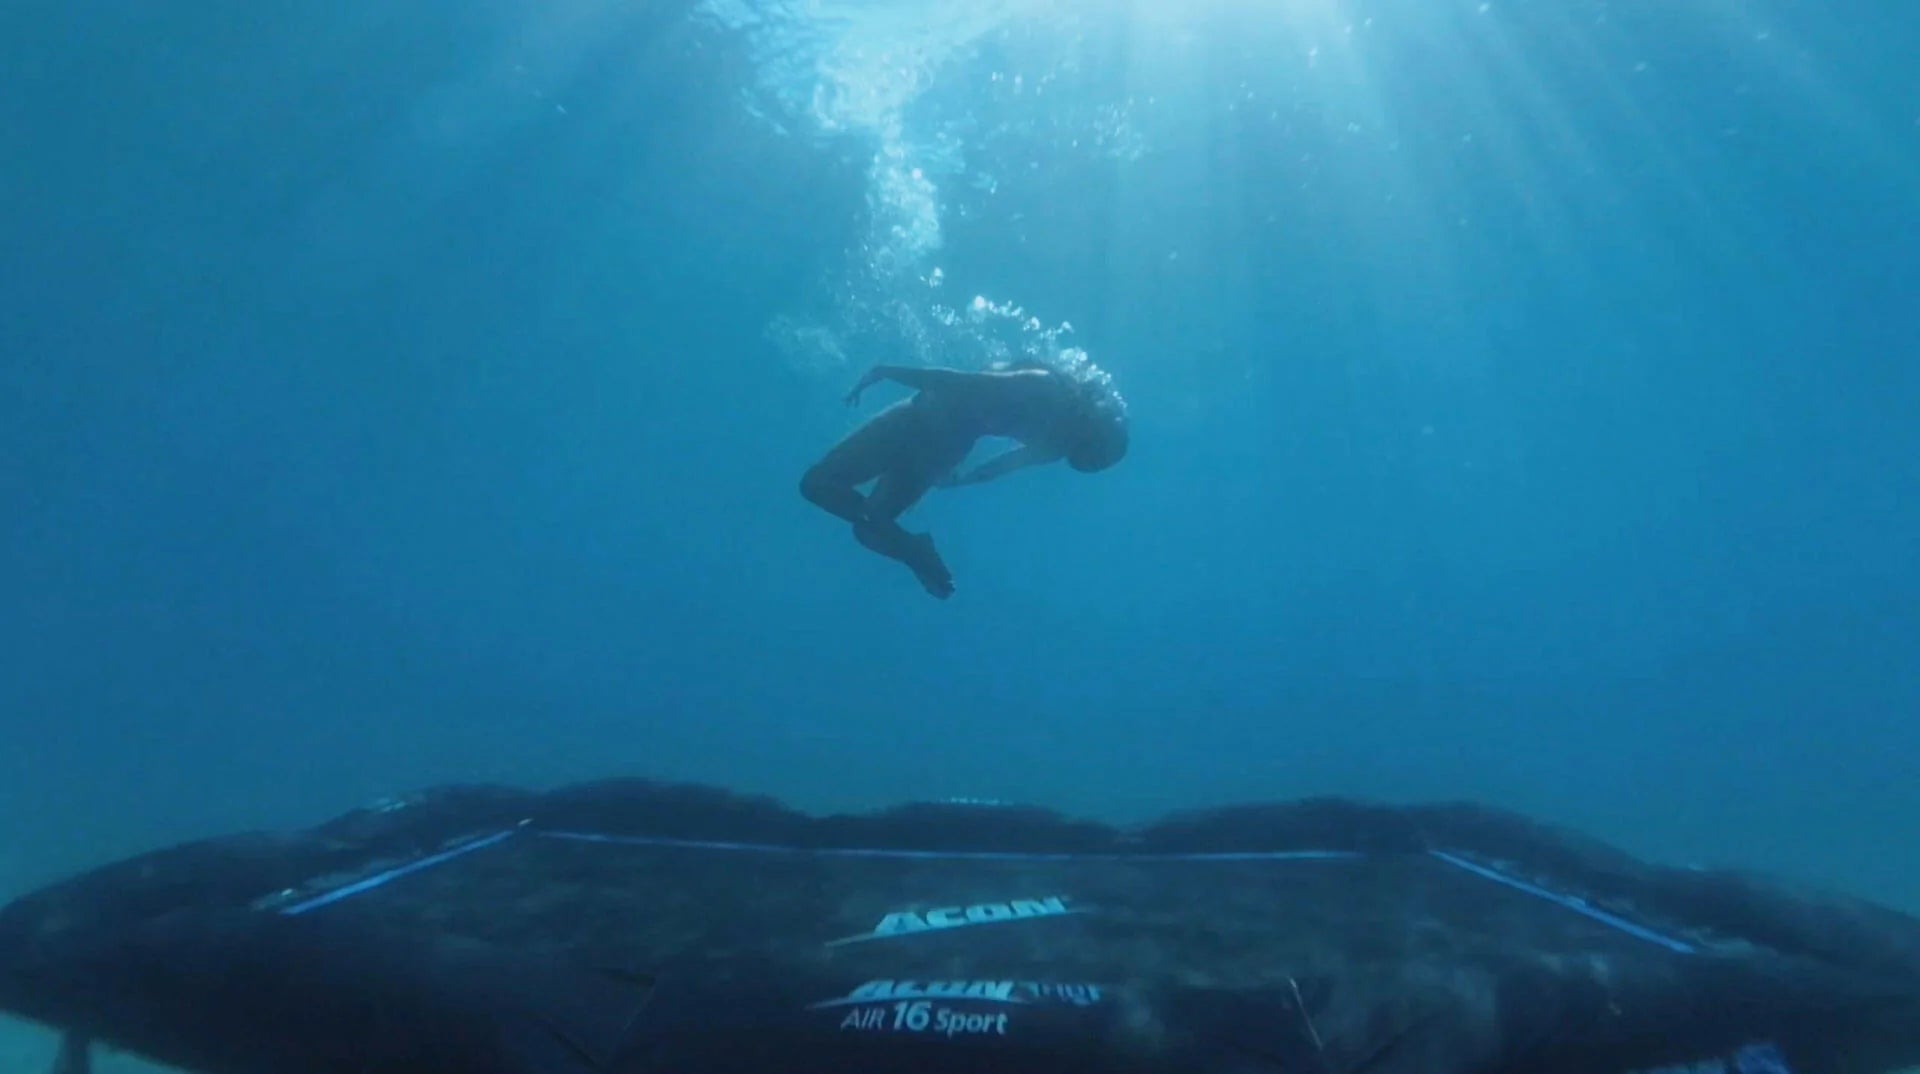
top-left (940, 444), bottom-right (1063, 488)
top-left (845, 364), bottom-right (1035, 406)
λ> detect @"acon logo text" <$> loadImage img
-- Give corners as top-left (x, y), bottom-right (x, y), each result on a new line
top-left (827, 896), bottom-right (1080, 946)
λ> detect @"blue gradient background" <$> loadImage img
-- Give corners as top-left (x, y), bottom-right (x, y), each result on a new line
top-left (2, 3), bottom-right (1917, 1064)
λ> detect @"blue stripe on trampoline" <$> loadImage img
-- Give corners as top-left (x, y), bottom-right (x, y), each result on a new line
top-left (279, 829), bottom-right (520, 916)
top-left (1429, 850), bottom-right (1698, 954)
top-left (535, 830), bottom-right (1361, 864)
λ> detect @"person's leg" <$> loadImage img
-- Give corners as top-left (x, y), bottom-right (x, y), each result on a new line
top-left (799, 401), bottom-right (916, 523)
top-left (802, 397), bottom-right (967, 598)
top-left (853, 454), bottom-right (962, 599)
top-left (855, 524), bottom-right (952, 599)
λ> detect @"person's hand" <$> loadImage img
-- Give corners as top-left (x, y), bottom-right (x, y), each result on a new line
top-left (845, 367), bottom-right (884, 406)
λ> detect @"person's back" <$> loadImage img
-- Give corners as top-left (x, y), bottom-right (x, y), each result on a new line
top-left (800, 361), bottom-right (1128, 599)
top-left (923, 366), bottom-right (1081, 448)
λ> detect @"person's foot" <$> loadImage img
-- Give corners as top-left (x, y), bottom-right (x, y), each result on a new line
top-left (904, 532), bottom-right (955, 599)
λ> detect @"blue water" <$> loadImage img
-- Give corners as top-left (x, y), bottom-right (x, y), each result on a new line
top-left (3, 0), bottom-right (1918, 1027)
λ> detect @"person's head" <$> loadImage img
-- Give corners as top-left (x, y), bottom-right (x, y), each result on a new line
top-left (1066, 407), bottom-right (1129, 472)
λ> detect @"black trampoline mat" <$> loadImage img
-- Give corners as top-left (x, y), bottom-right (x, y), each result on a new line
top-left (267, 826), bottom-right (1701, 992)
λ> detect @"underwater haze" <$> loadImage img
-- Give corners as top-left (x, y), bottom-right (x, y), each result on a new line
top-left (2, 0), bottom-right (1918, 1068)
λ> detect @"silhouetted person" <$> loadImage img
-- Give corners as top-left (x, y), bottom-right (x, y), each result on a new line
top-left (801, 360), bottom-right (1128, 598)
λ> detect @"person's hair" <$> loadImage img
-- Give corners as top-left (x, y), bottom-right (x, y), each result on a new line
top-left (1066, 403), bottom-right (1128, 472)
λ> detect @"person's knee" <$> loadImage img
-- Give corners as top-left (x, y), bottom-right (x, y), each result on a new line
top-left (798, 466), bottom-right (833, 506)
top-left (801, 467), bottom-right (865, 520)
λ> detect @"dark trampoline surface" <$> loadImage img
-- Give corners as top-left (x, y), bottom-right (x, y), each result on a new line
top-left (2, 779), bottom-right (1918, 1074)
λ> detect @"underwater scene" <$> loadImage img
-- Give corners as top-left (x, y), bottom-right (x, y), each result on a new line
top-left (2, 0), bottom-right (1916, 1071)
